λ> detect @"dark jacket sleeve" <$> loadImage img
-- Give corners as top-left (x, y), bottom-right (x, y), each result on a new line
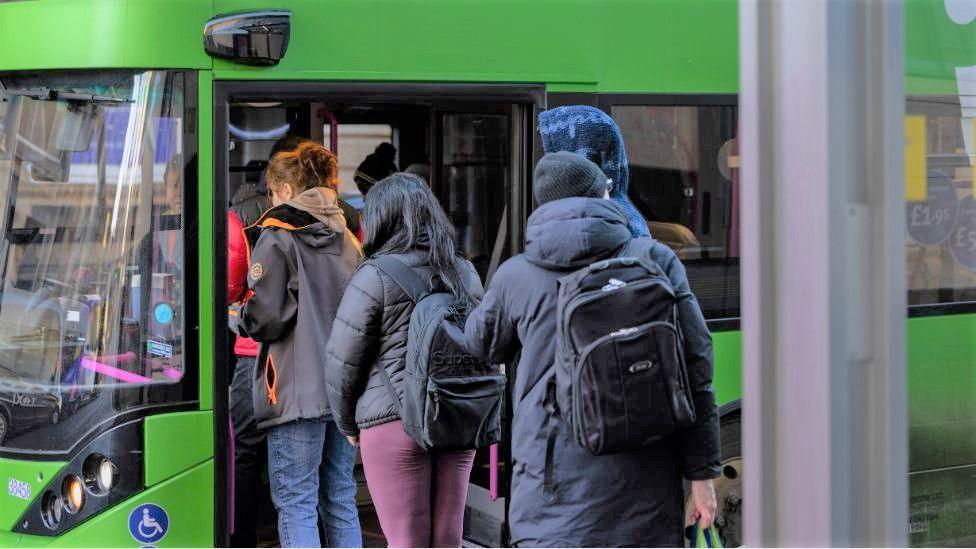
top-left (239, 232), bottom-right (298, 343)
top-left (325, 264), bottom-right (385, 436)
top-left (464, 264), bottom-right (518, 365)
top-left (657, 244), bottom-right (722, 481)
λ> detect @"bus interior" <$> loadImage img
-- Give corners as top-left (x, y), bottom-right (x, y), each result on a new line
top-left (228, 98), bottom-right (524, 279)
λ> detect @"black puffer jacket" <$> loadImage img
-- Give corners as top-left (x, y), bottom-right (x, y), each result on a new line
top-left (324, 249), bottom-right (484, 436)
top-left (465, 197), bottom-right (721, 547)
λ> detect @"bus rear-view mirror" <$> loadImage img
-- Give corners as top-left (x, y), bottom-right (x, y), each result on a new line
top-left (50, 102), bottom-right (98, 152)
top-left (29, 154), bottom-right (71, 183)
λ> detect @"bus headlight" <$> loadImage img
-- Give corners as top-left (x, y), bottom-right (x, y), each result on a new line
top-left (41, 491), bottom-right (62, 530)
top-left (98, 459), bottom-right (115, 490)
top-left (18, 420), bottom-right (143, 536)
top-left (83, 454), bottom-right (116, 494)
top-left (61, 475), bottom-right (84, 514)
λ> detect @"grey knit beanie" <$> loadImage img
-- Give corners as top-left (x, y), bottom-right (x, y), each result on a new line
top-left (533, 151), bottom-right (611, 205)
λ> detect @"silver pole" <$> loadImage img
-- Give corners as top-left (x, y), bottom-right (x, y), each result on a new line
top-left (740, 0), bottom-right (907, 546)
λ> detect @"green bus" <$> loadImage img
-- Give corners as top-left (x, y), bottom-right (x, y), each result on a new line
top-left (0, 0), bottom-right (973, 546)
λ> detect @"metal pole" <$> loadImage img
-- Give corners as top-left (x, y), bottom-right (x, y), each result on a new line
top-left (740, 0), bottom-right (907, 546)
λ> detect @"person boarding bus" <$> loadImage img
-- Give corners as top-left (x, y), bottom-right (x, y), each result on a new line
top-left (233, 142), bottom-right (363, 548)
top-left (465, 151), bottom-right (721, 547)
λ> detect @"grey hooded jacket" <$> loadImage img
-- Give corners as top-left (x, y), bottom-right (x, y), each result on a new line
top-left (239, 187), bottom-right (363, 430)
top-left (465, 197), bottom-right (720, 547)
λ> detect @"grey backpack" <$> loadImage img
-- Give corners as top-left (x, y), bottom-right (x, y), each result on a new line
top-left (369, 256), bottom-right (504, 451)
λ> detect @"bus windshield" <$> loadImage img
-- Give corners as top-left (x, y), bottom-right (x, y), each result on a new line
top-left (0, 70), bottom-right (190, 454)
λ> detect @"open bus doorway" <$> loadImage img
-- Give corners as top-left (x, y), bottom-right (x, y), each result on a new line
top-left (228, 101), bottom-right (515, 281)
top-left (217, 83), bottom-right (540, 548)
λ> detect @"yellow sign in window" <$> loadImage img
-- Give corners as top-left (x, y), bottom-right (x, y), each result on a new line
top-left (905, 115), bottom-right (926, 201)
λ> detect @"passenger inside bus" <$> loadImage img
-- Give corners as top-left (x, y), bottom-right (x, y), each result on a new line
top-left (353, 142), bottom-right (397, 197)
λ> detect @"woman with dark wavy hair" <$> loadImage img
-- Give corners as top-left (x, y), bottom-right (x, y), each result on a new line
top-left (325, 173), bottom-right (483, 547)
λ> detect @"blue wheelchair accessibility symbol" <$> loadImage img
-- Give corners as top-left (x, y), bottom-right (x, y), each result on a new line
top-left (129, 503), bottom-right (169, 544)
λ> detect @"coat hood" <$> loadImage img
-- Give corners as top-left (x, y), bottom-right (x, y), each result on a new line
top-left (285, 187), bottom-right (347, 233)
top-left (246, 187), bottom-right (348, 249)
top-left (524, 197), bottom-right (633, 270)
top-left (538, 105), bottom-right (651, 238)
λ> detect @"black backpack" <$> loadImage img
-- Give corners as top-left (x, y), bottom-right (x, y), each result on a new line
top-left (554, 240), bottom-right (696, 455)
top-left (369, 256), bottom-right (504, 451)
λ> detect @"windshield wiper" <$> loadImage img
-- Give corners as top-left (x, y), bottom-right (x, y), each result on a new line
top-left (4, 87), bottom-right (130, 104)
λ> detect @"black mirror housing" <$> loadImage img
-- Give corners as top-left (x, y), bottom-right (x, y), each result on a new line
top-left (204, 10), bottom-right (291, 66)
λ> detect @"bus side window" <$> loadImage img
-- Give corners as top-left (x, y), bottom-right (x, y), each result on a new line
top-left (905, 98), bottom-right (976, 307)
top-left (611, 104), bottom-right (739, 321)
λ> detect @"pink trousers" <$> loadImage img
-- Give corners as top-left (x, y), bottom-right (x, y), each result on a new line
top-left (360, 420), bottom-right (476, 548)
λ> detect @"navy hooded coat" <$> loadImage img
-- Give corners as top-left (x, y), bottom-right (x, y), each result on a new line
top-left (465, 197), bottom-right (720, 547)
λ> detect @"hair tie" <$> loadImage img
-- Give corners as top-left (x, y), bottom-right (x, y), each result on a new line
top-left (303, 155), bottom-right (322, 183)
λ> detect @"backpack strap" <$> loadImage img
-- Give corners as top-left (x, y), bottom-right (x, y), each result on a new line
top-left (615, 238), bottom-right (640, 259)
top-left (542, 375), bottom-right (560, 502)
top-left (366, 255), bottom-right (426, 419)
top-left (621, 238), bottom-right (687, 345)
top-left (369, 255), bottom-right (430, 303)
top-left (615, 238), bottom-right (659, 268)
top-left (374, 364), bottom-right (403, 417)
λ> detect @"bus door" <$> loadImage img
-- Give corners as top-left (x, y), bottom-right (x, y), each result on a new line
top-left (214, 82), bottom-right (541, 547)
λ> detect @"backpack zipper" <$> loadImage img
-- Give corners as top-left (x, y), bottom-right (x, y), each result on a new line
top-left (601, 278), bottom-right (627, 292)
top-left (610, 326), bottom-right (640, 337)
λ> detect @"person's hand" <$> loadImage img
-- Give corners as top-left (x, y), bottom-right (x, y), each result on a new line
top-left (345, 435), bottom-right (360, 448)
top-left (688, 479), bottom-right (718, 529)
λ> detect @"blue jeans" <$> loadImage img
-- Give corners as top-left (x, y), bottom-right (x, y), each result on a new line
top-left (267, 417), bottom-right (362, 548)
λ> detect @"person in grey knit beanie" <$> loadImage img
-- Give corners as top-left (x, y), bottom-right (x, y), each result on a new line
top-left (533, 151), bottom-right (612, 205)
top-left (537, 105), bottom-right (650, 237)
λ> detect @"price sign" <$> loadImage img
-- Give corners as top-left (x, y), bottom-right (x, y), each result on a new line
top-left (907, 172), bottom-right (958, 246)
top-left (950, 195), bottom-right (976, 271)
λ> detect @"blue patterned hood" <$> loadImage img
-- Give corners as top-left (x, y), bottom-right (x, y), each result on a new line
top-left (538, 105), bottom-right (650, 237)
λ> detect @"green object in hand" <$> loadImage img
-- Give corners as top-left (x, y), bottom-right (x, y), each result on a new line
top-left (694, 521), bottom-right (724, 549)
